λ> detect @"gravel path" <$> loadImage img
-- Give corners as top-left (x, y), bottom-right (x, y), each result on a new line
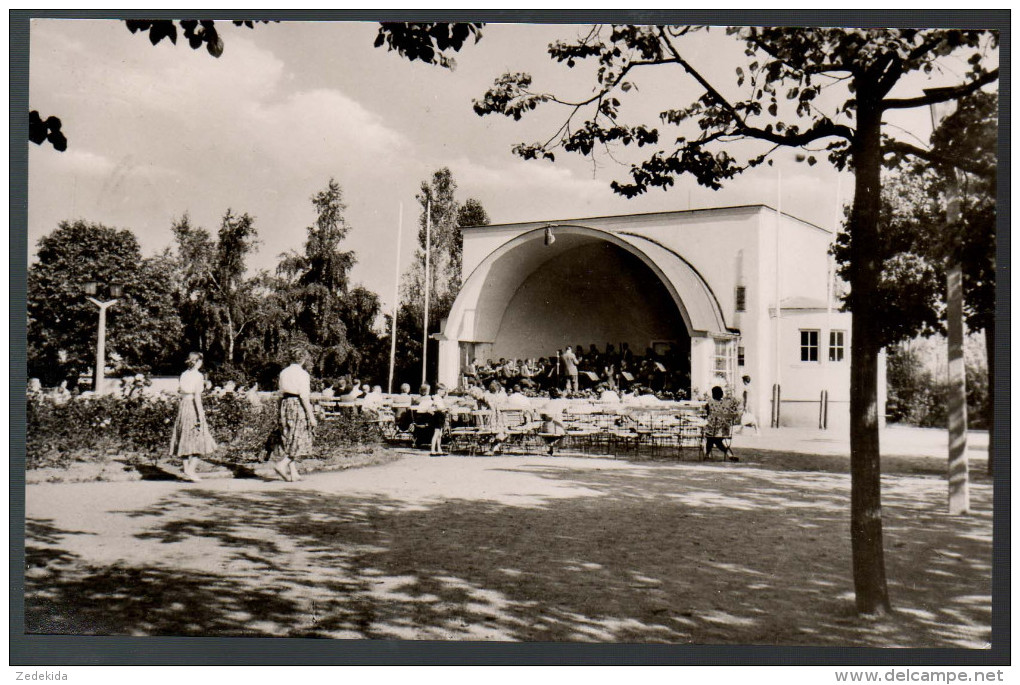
top-left (24, 451), bottom-right (993, 646)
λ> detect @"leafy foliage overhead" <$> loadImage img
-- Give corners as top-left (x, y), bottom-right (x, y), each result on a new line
top-left (375, 22), bottom-right (484, 69)
top-left (29, 111), bottom-right (67, 151)
top-left (833, 89), bottom-right (997, 349)
top-left (125, 19), bottom-right (273, 58)
top-left (474, 26), bottom-right (998, 194)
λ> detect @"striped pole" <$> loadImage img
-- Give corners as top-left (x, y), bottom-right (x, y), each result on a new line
top-left (422, 198), bottom-right (431, 387)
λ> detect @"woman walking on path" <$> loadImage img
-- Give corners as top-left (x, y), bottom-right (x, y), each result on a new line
top-left (272, 348), bottom-right (317, 482)
top-left (169, 352), bottom-right (216, 482)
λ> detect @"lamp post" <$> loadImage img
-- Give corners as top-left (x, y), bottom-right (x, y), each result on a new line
top-left (84, 282), bottom-right (122, 394)
top-left (927, 88), bottom-right (969, 516)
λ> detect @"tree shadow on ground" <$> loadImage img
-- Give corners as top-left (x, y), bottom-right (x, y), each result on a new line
top-left (24, 462), bottom-right (992, 646)
top-left (609, 444), bottom-right (993, 483)
top-left (132, 462), bottom-right (183, 481)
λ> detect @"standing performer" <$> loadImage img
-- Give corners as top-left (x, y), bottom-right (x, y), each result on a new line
top-left (562, 346), bottom-right (580, 393)
top-left (169, 352), bottom-right (216, 482)
top-left (272, 348), bottom-right (317, 482)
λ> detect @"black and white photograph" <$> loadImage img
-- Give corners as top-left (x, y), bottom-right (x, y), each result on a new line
top-left (13, 12), bottom-right (1006, 667)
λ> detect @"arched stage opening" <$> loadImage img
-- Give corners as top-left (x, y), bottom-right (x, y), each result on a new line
top-left (437, 225), bottom-right (729, 394)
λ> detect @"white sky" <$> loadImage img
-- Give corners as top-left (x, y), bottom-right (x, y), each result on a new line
top-left (27, 20), bottom-right (987, 310)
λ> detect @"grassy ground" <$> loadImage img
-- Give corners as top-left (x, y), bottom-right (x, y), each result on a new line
top-left (23, 446), bottom-right (992, 646)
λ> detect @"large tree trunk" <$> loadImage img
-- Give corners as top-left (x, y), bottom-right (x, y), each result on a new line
top-left (848, 104), bottom-right (892, 615)
top-left (984, 322), bottom-right (994, 475)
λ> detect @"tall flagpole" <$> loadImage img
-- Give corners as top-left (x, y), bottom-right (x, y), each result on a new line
top-left (387, 203), bottom-right (403, 394)
top-left (422, 198), bottom-right (431, 387)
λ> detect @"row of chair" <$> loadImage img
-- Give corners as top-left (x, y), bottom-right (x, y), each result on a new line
top-left (372, 407), bottom-right (736, 460)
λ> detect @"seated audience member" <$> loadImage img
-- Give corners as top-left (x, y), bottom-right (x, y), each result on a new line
top-left (621, 386), bottom-right (641, 405)
top-left (475, 381), bottom-right (506, 455)
top-left (392, 383), bottom-right (414, 431)
top-left (506, 384), bottom-right (531, 409)
top-left (538, 410), bottom-right (567, 456)
top-left (598, 385), bottom-right (621, 404)
top-left (52, 380), bottom-right (72, 405)
top-left (638, 389), bottom-right (665, 407)
top-left (541, 387), bottom-right (570, 418)
top-left (705, 385), bottom-right (740, 460)
top-left (340, 379), bottom-right (362, 401)
top-left (459, 385), bottom-right (483, 411)
top-left (391, 383), bottom-right (413, 405)
top-left (362, 385), bottom-right (385, 411)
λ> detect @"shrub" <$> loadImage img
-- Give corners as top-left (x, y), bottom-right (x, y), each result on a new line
top-left (886, 345), bottom-right (989, 429)
top-left (26, 392), bottom-right (382, 470)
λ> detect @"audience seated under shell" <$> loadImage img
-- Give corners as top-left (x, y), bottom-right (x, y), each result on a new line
top-left (361, 385), bottom-right (385, 411)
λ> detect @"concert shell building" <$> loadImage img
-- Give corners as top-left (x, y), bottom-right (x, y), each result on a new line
top-left (437, 205), bottom-right (885, 429)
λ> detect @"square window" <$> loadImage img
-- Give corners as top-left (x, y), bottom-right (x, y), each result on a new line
top-left (829, 330), bottom-right (845, 362)
top-left (800, 330), bottom-right (819, 362)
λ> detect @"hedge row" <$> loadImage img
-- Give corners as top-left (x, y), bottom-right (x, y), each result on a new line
top-left (25, 393), bottom-right (381, 470)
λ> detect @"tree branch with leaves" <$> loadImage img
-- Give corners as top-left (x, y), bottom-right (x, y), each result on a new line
top-left (473, 24), bottom-right (999, 615)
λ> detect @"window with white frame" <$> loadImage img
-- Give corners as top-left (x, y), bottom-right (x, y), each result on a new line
top-left (829, 330), bottom-right (846, 362)
top-left (714, 338), bottom-right (737, 388)
top-left (800, 330), bottom-right (820, 362)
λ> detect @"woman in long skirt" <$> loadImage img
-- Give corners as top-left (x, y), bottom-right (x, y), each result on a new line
top-left (169, 352), bottom-right (216, 482)
top-left (272, 348), bottom-right (317, 482)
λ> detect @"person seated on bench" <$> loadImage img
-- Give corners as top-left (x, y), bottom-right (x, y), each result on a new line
top-left (539, 411), bottom-right (567, 456)
top-left (362, 385), bottom-right (385, 413)
top-left (481, 380), bottom-right (509, 455)
top-left (705, 385), bottom-right (740, 461)
top-left (538, 388), bottom-right (569, 456)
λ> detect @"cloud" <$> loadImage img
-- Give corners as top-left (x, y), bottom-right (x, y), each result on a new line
top-left (44, 148), bottom-right (115, 177)
top-left (450, 155), bottom-right (605, 196)
top-left (242, 87), bottom-right (410, 171)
